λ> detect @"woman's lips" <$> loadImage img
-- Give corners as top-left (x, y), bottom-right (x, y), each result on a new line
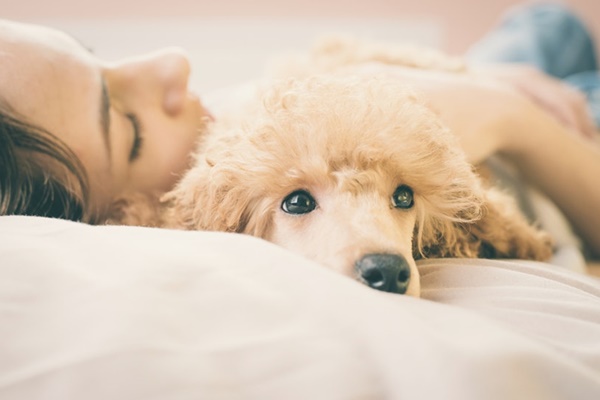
top-left (189, 91), bottom-right (214, 122)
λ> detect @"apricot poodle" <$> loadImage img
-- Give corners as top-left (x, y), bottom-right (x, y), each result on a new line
top-left (162, 71), bottom-right (553, 297)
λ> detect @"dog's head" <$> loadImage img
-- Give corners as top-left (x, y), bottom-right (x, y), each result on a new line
top-left (163, 76), bottom-right (486, 297)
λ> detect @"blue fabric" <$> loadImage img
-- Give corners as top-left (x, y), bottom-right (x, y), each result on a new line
top-left (467, 2), bottom-right (600, 126)
top-left (565, 71), bottom-right (600, 127)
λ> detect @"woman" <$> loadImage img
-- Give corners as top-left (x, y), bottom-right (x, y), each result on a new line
top-left (1, 3), bottom-right (600, 254)
top-left (0, 19), bottom-right (210, 223)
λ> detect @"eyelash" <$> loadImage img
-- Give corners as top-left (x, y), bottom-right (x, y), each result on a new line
top-left (126, 113), bottom-right (143, 162)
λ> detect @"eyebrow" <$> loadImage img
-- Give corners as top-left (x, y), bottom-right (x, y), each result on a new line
top-left (99, 77), bottom-right (112, 159)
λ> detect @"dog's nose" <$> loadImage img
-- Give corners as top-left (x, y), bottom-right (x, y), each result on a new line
top-left (355, 253), bottom-right (411, 294)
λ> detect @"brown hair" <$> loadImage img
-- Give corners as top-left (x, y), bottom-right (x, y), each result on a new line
top-left (0, 107), bottom-right (92, 222)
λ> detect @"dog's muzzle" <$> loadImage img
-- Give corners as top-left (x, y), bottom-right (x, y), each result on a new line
top-left (355, 253), bottom-right (411, 294)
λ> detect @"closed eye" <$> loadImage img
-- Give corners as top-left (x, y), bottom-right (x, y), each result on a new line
top-left (127, 113), bottom-right (143, 162)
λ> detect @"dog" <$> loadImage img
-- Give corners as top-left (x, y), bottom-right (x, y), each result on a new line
top-left (162, 70), bottom-right (553, 297)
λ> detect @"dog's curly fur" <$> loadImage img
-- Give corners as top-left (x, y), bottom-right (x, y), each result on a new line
top-left (162, 70), bottom-right (553, 296)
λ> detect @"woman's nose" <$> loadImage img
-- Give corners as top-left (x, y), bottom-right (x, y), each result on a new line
top-left (110, 47), bottom-right (191, 116)
top-left (152, 48), bottom-right (191, 116)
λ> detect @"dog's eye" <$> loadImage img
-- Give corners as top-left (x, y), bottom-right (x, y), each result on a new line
top-left (281, 190), bottom-right (316, 215)
top-left (392, 185), bottom-right (414, 209)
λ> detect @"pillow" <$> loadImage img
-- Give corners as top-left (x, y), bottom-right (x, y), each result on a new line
top-left (1, 216), bottom-right (599, 399)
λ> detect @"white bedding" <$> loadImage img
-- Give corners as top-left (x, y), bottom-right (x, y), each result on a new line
top-left (1, 216), bottom-right (599, 399)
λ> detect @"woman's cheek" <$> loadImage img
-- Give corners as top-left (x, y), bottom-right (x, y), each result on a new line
top-left (158, 129), bottom-right (198, 190)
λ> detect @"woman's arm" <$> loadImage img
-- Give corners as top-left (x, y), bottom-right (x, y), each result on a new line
top-left (500, 98), bottom-right (600, 256)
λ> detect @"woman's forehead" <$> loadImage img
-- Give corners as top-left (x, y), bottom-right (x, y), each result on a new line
top-left (0, 19), bottom-right (98, 108)
top-left (0, 19), bottom-right (92, 60)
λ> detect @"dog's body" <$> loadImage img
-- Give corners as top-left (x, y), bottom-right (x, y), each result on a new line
top-left (163, 50), bottom-right (553, 296)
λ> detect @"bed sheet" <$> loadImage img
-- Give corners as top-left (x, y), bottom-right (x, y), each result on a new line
top-left (1, 216), bottom-right (599, 399)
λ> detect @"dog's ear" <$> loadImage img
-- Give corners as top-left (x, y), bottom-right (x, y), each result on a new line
top-left (161, 152), bottom-right (274, 238)
top-left (417, 187), bottom-right (553, 261)
top-left (414, 190), bottom-right (483, 259)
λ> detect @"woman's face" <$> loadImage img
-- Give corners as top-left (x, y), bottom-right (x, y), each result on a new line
top-left (0, 20), bottom-right (209, 216)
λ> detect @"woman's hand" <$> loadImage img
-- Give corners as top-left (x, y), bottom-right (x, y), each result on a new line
top-left (471, 63), bottom-right (597, 139)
